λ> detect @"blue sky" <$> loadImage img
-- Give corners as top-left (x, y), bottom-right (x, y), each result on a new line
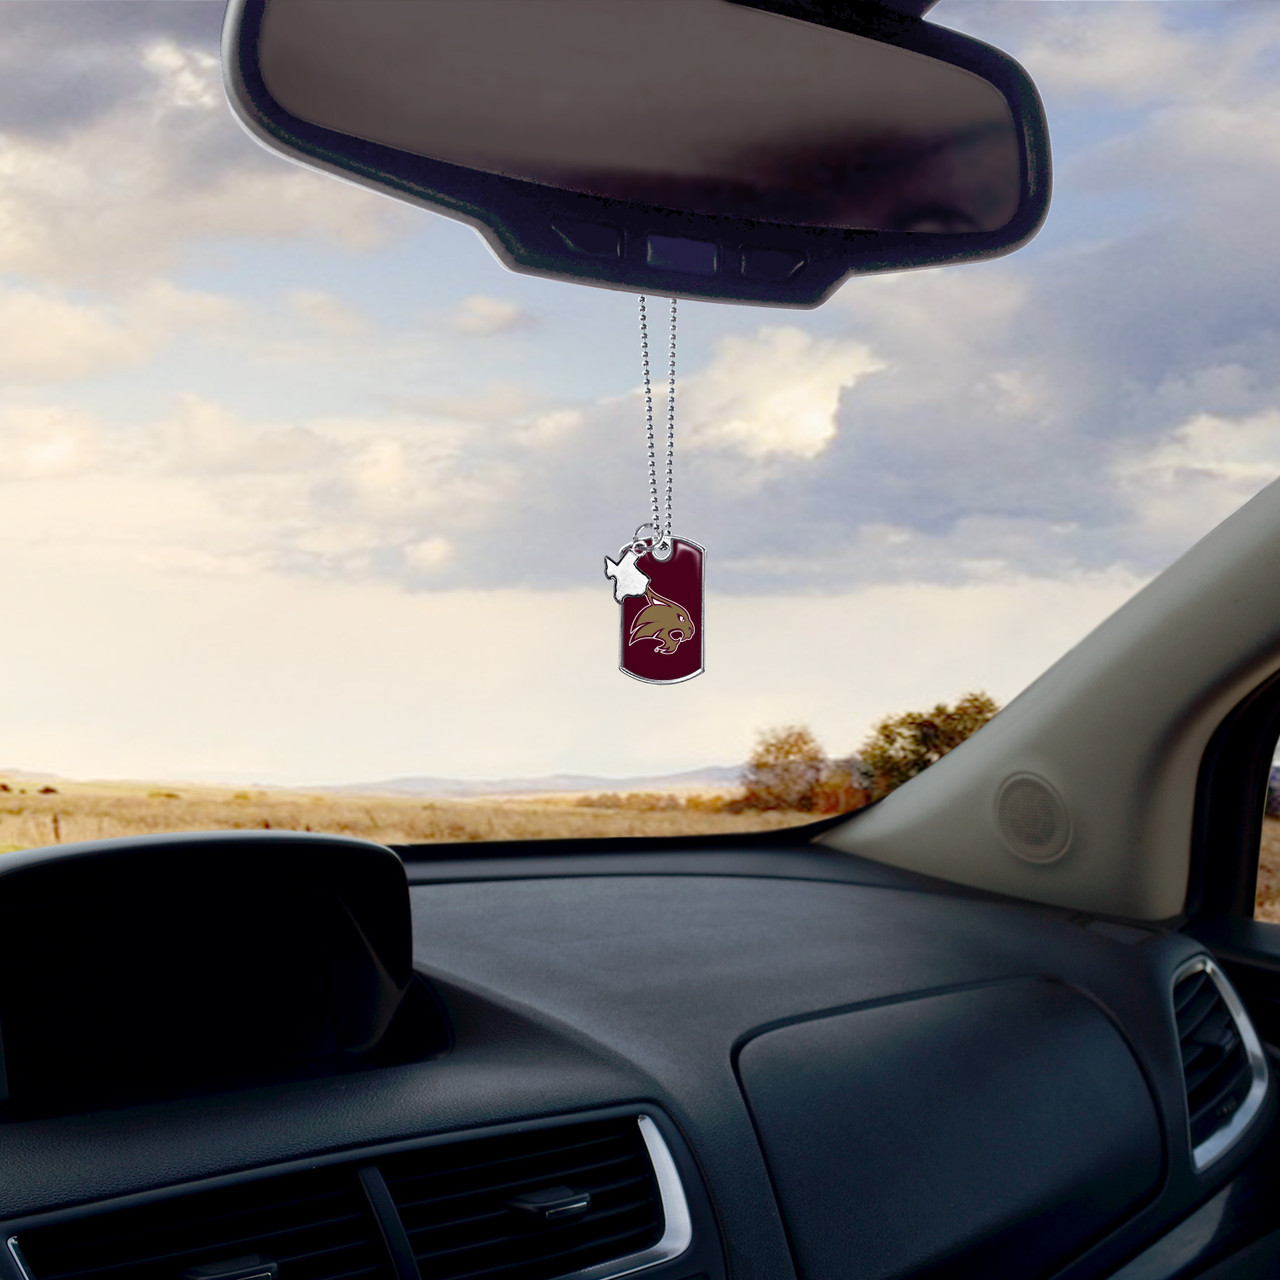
top-left (0, 1), bottom-right (1277, 784)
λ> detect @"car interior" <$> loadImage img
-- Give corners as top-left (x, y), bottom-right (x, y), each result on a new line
top-left (2, 3), bottom-right (1280, 1280)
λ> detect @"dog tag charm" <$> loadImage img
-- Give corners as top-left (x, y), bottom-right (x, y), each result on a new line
top-left (605, 536), bottom-right (704, 684)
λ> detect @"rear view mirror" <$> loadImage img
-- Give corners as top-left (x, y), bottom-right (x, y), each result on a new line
top-left (223, 0), bottom-right (1050, 307)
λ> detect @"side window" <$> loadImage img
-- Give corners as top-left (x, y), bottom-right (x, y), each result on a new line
top-left (1261, 762), bottom-right (1280, 921)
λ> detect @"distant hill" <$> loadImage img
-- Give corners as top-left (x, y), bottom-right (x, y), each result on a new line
top-left (0, 763), bottom-right (746, 799)
top-left (321, 765), bottom-right (744, 799)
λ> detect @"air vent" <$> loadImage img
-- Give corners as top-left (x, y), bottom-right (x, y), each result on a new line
top-left (9, 1164), bottom-right (391, 1280)
top-left (1173, 957), bottom-right (1269, 1171)
top-left (381, 1114), bottom-right (690, 1280)
top-left (4, 1114), bottom-right (694, 1280)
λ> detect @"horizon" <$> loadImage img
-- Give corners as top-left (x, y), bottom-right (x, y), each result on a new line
top-left (0, 760), bottom-right (747, 792)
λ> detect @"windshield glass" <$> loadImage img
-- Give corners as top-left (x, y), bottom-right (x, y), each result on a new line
top-left (0, 1), bottom-right (1277, 857)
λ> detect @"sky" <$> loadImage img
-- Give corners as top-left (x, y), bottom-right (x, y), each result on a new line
top-left (0, 0), bottom-right (1277, 785)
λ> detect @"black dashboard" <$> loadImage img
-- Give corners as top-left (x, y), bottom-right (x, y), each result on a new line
top-left (0, 832), bottom-right (1276, 1280)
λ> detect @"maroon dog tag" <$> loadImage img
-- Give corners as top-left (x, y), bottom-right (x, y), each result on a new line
top-left (620, 538), bottom-right (704, 684)
top-left (605, 537), bottom-right (704, 684)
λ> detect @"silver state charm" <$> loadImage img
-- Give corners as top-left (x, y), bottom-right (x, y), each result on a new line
top-left (603, 548), bottom-right (650, 601)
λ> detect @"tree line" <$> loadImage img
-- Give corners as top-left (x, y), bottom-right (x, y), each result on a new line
top-left (737, 691), bottom-right (999, 814)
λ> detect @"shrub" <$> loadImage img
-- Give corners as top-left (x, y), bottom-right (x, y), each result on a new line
top-left (859, 691), bottom-right (1000, 800)
top-left (683, 792), bottom-right (730, 813)
top-left (741, 725), bottom-right (830, 812)
top-left (576, 791), bottom-right (683, 811)
top-left (811, 765), bottom-right (871, 815)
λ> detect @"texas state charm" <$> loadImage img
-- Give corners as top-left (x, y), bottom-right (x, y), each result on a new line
top-left (604, 537), bottom-right (704, 684)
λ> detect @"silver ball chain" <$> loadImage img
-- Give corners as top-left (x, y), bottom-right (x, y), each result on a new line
top-left (638, 295), bottom-right (677, 556)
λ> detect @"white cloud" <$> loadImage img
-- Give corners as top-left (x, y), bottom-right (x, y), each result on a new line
top-left (0, 278), bottom-right (245, 382)
top-left (513, 407), bottom-right (584, 445)
top-left (837, 266), bottom-right (1029, 356)
top-left (449, 294), bottom-right (533, 336)
top-left (408, 383), bottom-right (533, 423)
top-left (995, 1), bottom-right (1280, 210)
top-left (0, 36), bottom-right (412, 284)
top-left (0, 288), bottom-right (150, 380)
top-left (288, 288), bottom-right (370, 338)
top-left (1010, 5), bottom-right (1208, 103)
top-left (346, 435), bottom-right (413, 497)
top-left (682, 326), bottom-right (885, 460)
top-left (1116, 408), bottom-right (1280, 545)
top-left (141, 38), bottom-right (221, 111)
top-left (404, 537), bottom-right (454, 571)
top-left (0, 405), bottom-right (105, 479)
top-left (0, 394), bottom-right (510, 590)
top-left (155, 394), bottom-right (331, 477)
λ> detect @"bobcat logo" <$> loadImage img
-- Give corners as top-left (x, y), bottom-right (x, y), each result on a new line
top-left (629, 587), bottom-right (695, 655)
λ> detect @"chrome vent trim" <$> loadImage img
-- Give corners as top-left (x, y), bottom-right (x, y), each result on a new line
top-left (387, 1113), bottom-right (691, 1280)
top-left (6, 1237), bottom-right (35, 1280)
top-left (557, 1116), bottom-right (692, 1280)
top-left (1173, 956), bottom-right (1269, 1172)
top-left (537, 1116), bottom-right (696, 1280)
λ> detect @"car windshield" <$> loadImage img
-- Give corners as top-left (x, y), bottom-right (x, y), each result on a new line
top-left (0, 1), bottom-right (1277, 874)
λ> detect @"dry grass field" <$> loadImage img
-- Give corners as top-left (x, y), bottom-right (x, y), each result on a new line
top-left (1257, 817), bottom-right (1280, 923)
top-left (3, 775), bottom-right (1278, 921)
top-left (0, 775), bottom-right (803, 854)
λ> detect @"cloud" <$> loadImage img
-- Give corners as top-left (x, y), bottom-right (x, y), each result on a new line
top-left (402, 383), bottom-right (534, 423)
top-left (998, 4), bottom-right (1214, 104)
top-left (0, 280), bottom-right (245, 382)
top-left (0, 289), bottom-right (151, 380)
top-left (154, 394), bottom-right (332, 477)
top-left (0, 405), bottom-right (105, 480)
top-left (962, 2), bottom-right (1280, 211)
top-left (0, 2), bottom-right (221, 140)
top-left (404, 537), bottom-right (454, 571)
top-left (142, 38), bottom-right (222, 111)
top-left (0, 29), bottom-right (414, 284)
top-left (449, 295), bottom-right (534, 336)
top-left (681, 327), bottom-right (885, 461)
top-left (1116, 409), bottom-right (1280, 546)
top-left (513, 408), bottom-right (585, 446)
top-left (0, 393), bottom-right (489, 589)
top-left (288, 289), bottom-right (371, 338)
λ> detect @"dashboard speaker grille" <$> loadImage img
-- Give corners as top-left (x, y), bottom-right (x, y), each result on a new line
top-left (996, 773), bottom-right (1070, 863)
top-left (1173, 958), bottom-right (1269, 1170)
top-left (12, 1164), bottom-right (391, 1280)
top-left (381, 1116), bottom-right (663, 1280)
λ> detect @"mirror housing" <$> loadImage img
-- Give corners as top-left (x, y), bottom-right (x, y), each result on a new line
top-left (223, 0), bottom-right (1049, 308)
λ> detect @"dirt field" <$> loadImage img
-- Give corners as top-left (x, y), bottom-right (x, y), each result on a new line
top-left (0, 776), bottom-right (802, 852)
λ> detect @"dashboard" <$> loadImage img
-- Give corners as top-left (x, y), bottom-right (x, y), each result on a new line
top-left (0, 831), bottom-right (1276, 1280)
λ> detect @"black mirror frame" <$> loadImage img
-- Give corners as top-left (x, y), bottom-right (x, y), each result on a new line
top-left (222, 0), bottom-right (1050, 308)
